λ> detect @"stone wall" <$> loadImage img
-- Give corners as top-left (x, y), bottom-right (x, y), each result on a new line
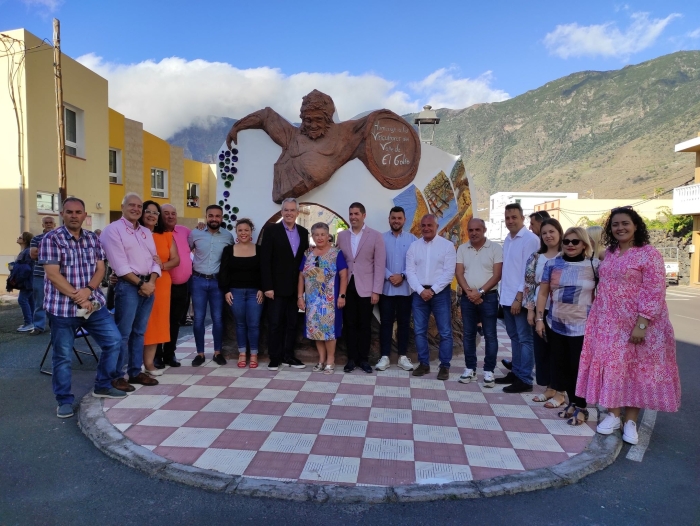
top-left (648, 229), bottom-right (692, 285)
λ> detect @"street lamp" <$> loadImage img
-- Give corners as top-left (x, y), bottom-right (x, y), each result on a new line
top-left (414, 105), bottom-right (440, 145)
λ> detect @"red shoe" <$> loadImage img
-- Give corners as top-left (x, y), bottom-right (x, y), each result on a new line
top-left (249, 356), bottom-right (258, 368)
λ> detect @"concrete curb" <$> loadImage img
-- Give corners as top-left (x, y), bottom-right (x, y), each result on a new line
top-left (79, 394), bottom-right (622, 502)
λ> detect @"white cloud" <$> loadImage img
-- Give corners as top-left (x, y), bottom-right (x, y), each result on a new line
top-left (688, 28), bottom-right (700, 39)
top-left (21, 0), bottom-right (62, 12)
top-left (77, 54), bottom-right (509, 138)
top-left (410, 68), bottom-right (509, 109)
top-left (544, 12), bottom-right (681, 59)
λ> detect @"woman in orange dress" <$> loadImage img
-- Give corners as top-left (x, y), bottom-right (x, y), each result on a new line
top-left (140, 201), bottom-right (180, 376)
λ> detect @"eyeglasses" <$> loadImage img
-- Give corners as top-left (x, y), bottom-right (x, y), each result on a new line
top-left (314, 257), bottom-right (321, 268)
top-left (143, 210), bottom-right (160, 216)
top-left (562, 239), bottom-right (581, 246)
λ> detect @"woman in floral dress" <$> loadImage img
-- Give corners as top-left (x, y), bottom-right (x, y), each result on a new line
top-left (576, 207), bottom-right (681, 444)
top-left (297, 223), bottom-right (348, 374)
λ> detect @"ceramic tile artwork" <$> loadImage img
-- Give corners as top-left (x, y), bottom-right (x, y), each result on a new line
top-left (102, 324), bottom-right (595, 487)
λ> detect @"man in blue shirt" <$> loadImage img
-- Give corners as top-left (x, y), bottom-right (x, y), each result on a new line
top-left (376, 206), bottom-right (416, 371)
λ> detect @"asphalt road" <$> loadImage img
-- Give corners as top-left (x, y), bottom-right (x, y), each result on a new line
top-left (1, 288), bottom-right (699, 526)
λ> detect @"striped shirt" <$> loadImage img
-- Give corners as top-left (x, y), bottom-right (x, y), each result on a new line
top-left (38, 226), bottom-right (107, 317)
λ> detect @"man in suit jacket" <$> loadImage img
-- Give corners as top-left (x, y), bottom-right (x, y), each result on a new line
top-left (260, 198), bottom-right (310, 370)
top-left (337, 202), bottom-right (386, 373)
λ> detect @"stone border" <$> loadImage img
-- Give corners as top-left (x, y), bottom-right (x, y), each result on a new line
top-left (79, 394), bottom-right (622, 502)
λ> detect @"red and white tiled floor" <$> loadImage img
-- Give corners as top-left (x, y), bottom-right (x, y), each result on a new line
top-left (103, 325), bottom-right (597, 486)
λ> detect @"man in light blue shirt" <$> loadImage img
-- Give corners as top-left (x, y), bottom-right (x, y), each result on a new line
top-left (376, 206), bottom-right (417, 372)
top-left (188, 205), bottom-right (234, 366)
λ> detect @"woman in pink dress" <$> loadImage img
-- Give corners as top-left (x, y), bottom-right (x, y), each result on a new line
top-left (576, 207), bottom-right (681, 445)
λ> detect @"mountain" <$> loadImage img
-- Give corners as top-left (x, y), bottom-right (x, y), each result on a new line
top-left (168, 116), bottom-right (237, 163)
top-left (409, 51), bottom-right (700, 210)
top-left (169, 52), bottom-right (700, 211)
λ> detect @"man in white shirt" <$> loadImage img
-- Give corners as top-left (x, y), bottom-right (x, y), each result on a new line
top-left (455, 218), bottom-right (503, 387)
top-left (405, 214), bottom-right (457, 381)
top-left (497, 203), bottom-right (540, 393)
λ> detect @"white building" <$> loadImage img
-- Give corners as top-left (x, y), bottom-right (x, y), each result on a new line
top-left (486, 191), bottom-right (579, 241)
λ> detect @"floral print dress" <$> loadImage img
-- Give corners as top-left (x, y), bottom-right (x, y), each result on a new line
top-left (300, 247), bottom-right (347, 341)
top-left (576, 245), bottom-right (681, 412)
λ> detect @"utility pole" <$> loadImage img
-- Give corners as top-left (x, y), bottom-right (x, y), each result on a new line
top-left (53, 18), bottom-right (67, 208)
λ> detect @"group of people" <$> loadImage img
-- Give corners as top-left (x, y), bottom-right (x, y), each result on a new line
top-left (30, 193), bottom-right (680, 447)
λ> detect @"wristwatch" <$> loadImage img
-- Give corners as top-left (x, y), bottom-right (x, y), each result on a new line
top-left (478, 288), bottom-right (485, 297)
top-left (401, 273), bottom-right (406, 280)
top-left (86, 285), bottom-right (95, 292)
top-left (638, 323), bottom-right (647, 330)
top-left (137, 279), bottom-right (145, 289)
top-left (340, 294), bottom-right (346, 299)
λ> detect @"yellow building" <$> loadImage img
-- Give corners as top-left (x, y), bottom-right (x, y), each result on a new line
top-left (673, 133), bottom-right (700, 286)
top-left (0, 28), bottom-right (215, 280)
top-left (534, 199), bottom-right (674, 231)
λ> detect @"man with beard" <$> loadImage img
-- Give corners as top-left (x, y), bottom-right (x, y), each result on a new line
top-left (226, 90), bottom-right (416, 203)
top-left (188, 205), bottom-right (233, 366)
top-left (376, 206), bottom-right (416, 372)
top-left (29, 215), bottom-right (56, 335)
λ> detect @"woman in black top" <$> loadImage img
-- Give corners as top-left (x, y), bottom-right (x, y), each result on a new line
top-left (219, 218), bottom-right (263, 368)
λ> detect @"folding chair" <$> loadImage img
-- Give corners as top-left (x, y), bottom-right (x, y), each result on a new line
top-left (39, 327), bottom-right (99, 376)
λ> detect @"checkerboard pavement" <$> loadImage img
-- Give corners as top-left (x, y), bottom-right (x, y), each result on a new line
top-left (102, 324), bottom-right (597, 486)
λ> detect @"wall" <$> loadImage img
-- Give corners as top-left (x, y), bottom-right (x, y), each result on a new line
top-left (183, 158), bottom-right (204, 220)
top-left (142, 131), bottom-right (170, 207)
top-left (648, 230), bottom-right (693, 285)
top-left (108, 108), bottom-right (126, 211)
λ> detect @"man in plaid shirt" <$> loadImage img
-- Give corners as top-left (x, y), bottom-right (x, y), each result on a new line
top-left (39, 197), bottom-right (126, 418)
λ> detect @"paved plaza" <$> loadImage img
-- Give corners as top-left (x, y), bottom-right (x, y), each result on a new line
top-left (99, 324), bottom-right (598, 487)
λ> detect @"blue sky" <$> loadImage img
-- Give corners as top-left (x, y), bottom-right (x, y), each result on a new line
top-left (3, 0), bottom-right (698, 137)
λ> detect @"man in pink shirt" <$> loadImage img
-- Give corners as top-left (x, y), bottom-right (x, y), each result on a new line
top-left (100, 193), bottom-right (162, 389)
top-left (155, 204), bottom-right (193, 368)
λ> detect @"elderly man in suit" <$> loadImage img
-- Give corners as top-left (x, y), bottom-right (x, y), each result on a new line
top-left (337, 202), bottom-right (386, 374)
top-left (260, 198), bottom-right (310, 370)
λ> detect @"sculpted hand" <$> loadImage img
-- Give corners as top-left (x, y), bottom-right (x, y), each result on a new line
top-left (371, 293), bottom-right (380, 305)
top-left (264, 290), bottom-right (274, 300)
top-left (225, 292), bottom-right (233, 306)
top-left (226, 127), bottom-right (238, 149)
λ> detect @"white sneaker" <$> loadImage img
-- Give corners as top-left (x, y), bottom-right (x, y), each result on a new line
top-left (375, 356), bottom-right (390, 371)
top-left (459, 368), bottom-right (477, 384)
top-left (483, 371), bottom-right (495, 388)
top-left (142, 365), bottom-right (164, 377)
top-left (397, 356), bottom-right (414, 371)
top-left (596, 413), bottom-right (621, 435)
top-left (622, 420), bottom-right (639, 445)
top-left (17, 324), bottom-right (34, 333)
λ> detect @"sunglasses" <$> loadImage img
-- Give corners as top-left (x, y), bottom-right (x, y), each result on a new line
top-left (562, 239), bottom-right (581, 246)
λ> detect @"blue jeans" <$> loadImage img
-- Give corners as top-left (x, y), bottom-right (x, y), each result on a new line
top-left (114, 280), bottom-right (155, 378)
top-left (230, 288), bottom-right (263, 354)
top-left (48, 307), bottom-right (122, 405)
top-left (502, 306), bottom-right (534, 385)
top-left (192, 275), bottom-right (224, 354)
top-left (461, 292), bottom-right (499, 372)
top-left (412, 288), bottom-right (453, 368)
top-left (32, 276), bottom-right (47, 331)
top-left (379, 294), bottom-right (412, 357)
top-left (18, 289), bottom-right (35, 326)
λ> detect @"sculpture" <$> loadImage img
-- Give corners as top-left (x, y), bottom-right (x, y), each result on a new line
top-left (226, 90), bottom-right (420, 203)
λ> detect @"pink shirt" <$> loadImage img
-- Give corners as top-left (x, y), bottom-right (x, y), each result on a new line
top-left (100, 217), bottom-right (161, 278)
top-left (169, 225), bottom-right (193, 285)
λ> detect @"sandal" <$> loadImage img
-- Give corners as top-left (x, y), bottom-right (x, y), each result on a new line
top-left (544, 392), bottom-right (566, 408)
top-left (532, 388), bottom-right (556, 403)
top-left (567, 407), bottom-right (589, 426)
top-left (323, 364), bottom-right (335, 375)
top-left (249, 356), bottom-right (258, 369)
top-left (558, 403), bottom-right (576, 419)
top-left (237, 354), bottom-right (247, 368)
top-left (312, 362), bottom-right (325, 372)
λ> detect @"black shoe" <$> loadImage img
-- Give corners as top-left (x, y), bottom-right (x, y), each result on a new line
top-left (502, 378), bottom-right (533, 393)
top-left (166, 358), bottom-right (181, 367)
top-left (344, 360), bottom-right (356, 373)
top-left (192, 354), bottom-right (206, 367)
top-left (283, 356), bottom-right (306, 369)
top-left (267, 360), bottom-right (280, 371)
top-left (359, 362), bottom-right (373, 374)
top-left (213, 354), bottom-right (227, 366)
top-left (412, 363), bottom-right (430, 376)
top-left (153, 357), bottom-right (166, 369)
top-left (29, 328), bottom-right (44, 336)
top-left (437, 366), bottom-right (450, 381)
top-left (477, 326), bottom-right (484, 336)
top-left (501, 359), bottom-right (513, 371)
top-left (494, 372), bottom-right (517, 384)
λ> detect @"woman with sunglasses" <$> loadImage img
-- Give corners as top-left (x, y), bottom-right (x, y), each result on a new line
top-left (523, 218), bottom-right (564, 406)
top-left (297, 222), bottom-right (348, 375)
top-left (140, 201), bottom-right (180, 376)
top-left (536, 227), bottom-right (599, 426)
top-left (577, 207), bottom-right (680, 444)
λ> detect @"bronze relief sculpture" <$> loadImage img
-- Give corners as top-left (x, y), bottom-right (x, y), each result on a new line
top-left (226, 90), bottom-right (420, 203)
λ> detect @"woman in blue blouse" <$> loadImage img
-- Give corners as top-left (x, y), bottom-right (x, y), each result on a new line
top-left (535, 227), bottom-right (599, 426)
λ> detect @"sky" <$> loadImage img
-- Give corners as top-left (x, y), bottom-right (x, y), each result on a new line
top-left (2, 0), bottom-right (699, 138)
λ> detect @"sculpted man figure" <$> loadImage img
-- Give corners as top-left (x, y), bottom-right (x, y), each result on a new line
top-left (226, 90), bottom-right (419, 203)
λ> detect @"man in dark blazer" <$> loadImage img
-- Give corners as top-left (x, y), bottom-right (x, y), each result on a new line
top-left (336, 202), bottom-right (386, 373)
top-left (260, 198), bottom-right (310, 370)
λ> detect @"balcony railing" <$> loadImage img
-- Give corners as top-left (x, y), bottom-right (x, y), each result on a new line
top-left (672, 183), bottom-right (700, 215)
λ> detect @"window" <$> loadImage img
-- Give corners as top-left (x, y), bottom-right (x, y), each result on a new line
top-left (187, 183), bottom-right (200, 207)
top-left (37, 192), bottom-right (60, 213)
top-left (515, 199), bottom-right (521, 204)
top-left (151, 168), bottom-right (168, 198)
top-left (109, 148), bottom-right (122, 184)
top-left (64, 104), bottom-right (84, 158)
